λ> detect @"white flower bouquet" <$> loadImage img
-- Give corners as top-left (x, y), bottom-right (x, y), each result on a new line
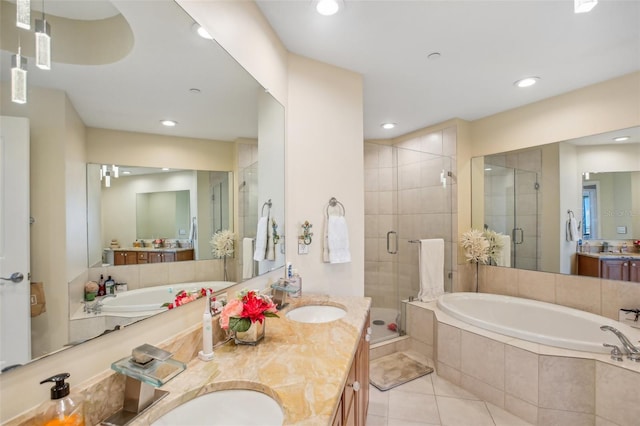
top-left (210, 230), bottom-right (235, 258)
top-left (460, 229), bottom-right (490, 264)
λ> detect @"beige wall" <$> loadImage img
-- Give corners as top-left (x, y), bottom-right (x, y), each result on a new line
top-left (1, 84), bottom-right (86, 358)
top-left (86, 128), bottom-right (235, 172)
top-left (286, 54), bottom-right (365, 296)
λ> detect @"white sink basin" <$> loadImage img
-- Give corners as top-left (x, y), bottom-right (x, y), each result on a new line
top-left (151, 390), bottom-right (283, 425)
top-left (286, 305), bottom-right (346, 323)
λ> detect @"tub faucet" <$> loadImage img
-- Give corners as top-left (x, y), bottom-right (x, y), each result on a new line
top-left (87, 294), bottom-right (116, 314)
top-left (600, 325), bottom-right (640, 361)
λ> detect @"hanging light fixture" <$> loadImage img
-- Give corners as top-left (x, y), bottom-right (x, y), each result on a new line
top-left (11, 46), bottom-right (28, 104)
top-left (16, 0), bottom-right (31, 29)
top-left (574, 0), bottom-right (598, 14)
top-left (100, 165), bottom-right (120, 187)
top-left (35, 16), bottom-right (51, 70)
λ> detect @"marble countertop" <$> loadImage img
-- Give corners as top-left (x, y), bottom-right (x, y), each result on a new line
top-left (577, 252), bottom-right (640, 259)
top-left (108, 247), bottom-right (194, 252)
top-left (130, 294), bottom-right (371, 425)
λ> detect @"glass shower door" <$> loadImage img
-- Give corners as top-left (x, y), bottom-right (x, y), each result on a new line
top-left (484, 165), bottom-right (539, 269)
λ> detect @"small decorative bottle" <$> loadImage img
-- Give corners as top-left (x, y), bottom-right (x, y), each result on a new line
top-left (97, 274), bottom-right (106, 297)
top-left (290, 269), bottom-right (302, 298)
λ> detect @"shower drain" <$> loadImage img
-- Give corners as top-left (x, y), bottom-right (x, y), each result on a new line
top-left (372, 319), bottom-right (386, 326)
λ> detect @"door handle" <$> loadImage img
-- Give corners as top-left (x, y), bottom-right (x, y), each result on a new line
top-left (512, 228), bottom-right (524, 244)
top-left (0, 272), bottom-right (24, 283)
top-left (387, 231), bottom-right (398, 254)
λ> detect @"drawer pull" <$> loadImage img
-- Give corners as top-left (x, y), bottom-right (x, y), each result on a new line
top-left (349, 381), bottom-right (361, 392)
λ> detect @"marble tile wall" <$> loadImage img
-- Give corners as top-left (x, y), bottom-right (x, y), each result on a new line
top-left (364, 126), bottom-right (458, 310)
top-left (403, 301), bottom-right (640, 426)
top-left (478, 264), bottom-right (640, 321)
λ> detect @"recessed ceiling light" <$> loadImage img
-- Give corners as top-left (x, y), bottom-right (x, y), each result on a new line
top-left (484, 167), bottom-right (492, 171)
top-left (162, 168), bottom-right (170, 171)
top-left (427, 52), bottom-right (441, 61)
top-left (316, 0), bottom-right (340, 16)
top-left (381, 123), bottom-right (396, 130)
top-left (574, 0), bottom-right (598, 14)
top-left (160, 120), bottom-right (177, 127)
top-left (122, 171), bottom-right (131, 175)
top-left (189, 88), bottom-right (201, 94)
top-left (613, 136), bottom-right (630, 142)
top-left (514, 77), bottom-right (540, 88)
top-left (192, 23), bottom-right (213, 40)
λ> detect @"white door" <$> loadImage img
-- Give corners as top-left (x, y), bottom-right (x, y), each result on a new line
top-left (0, 116), bottom-right (31, 370)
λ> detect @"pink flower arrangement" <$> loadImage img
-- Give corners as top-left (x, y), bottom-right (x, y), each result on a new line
top-left (220, 290), bottom-right (278, 332)
top-left (163, 288), bottom-right (215, 310)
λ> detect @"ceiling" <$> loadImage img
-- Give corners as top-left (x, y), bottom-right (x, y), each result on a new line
top-left (1, 0), bottom-right (262, 141)
top-left (256, 0), bottom-right (640, 140)
top-left (2, 1), bottom-right (638, 144)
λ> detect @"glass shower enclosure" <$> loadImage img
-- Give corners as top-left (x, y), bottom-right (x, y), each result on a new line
top-left (364, 142), bottom-right (454, 344)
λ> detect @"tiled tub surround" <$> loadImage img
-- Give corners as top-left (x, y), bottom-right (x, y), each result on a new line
top-left (470, 264), bottom-right (640, 320)
top-left (405, 300), bottom-right (640, 426)
top-left (7, 294), bottom-right (371, 426)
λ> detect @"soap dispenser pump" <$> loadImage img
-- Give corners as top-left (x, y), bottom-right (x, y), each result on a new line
top-left (39, 373), bottom-right (84, 426)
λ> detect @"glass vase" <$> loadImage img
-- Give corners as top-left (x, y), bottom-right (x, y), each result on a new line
top-left (234, 320), bottom-right (265, 345)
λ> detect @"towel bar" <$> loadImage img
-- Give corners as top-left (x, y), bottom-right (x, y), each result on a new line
top-left (326, 197), bottom-right (345, 218)
top-left (261, 199), bottom-right (272, 216)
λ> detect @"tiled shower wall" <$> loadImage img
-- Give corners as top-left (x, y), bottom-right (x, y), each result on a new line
top-left (364, 127), bottom-right (458, 310)
top-left (237, 142), bottom-right (259, 278)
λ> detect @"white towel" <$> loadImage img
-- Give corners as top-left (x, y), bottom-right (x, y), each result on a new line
top-left (566, 216), bottom-right (579, 242)
top-left (242, 238), bottom-right (254, 279)
top-left (417, 238), bottom-right (445, 302)
top-left (496, 234), bottom-right (511, 267)
top-left (253, 217), bottom-right (268, 261)
top-left (327, 215), bottom-right (351, 264)
top-left (188, 217), bottom-right (197, 243)
top-left (266, 214), bottom-right (275, 261)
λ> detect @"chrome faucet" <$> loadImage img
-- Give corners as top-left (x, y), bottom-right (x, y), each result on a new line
top-left (601, 325), bottom-right (640, 362)
top-left (86, 294), bottom-right (116, 314)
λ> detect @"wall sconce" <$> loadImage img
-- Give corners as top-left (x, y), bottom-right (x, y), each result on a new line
top-left (298, 221), bottom-right (313, 254)
top-left (100, 165), bottom-right (120, 187)
top-left (11, 48), bottom-right (27, 104)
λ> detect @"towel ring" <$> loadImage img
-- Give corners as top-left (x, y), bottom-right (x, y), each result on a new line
top-left (326, 197), bottom-right (346, 218)
top-left (261, 199), bottom-right (272, 216)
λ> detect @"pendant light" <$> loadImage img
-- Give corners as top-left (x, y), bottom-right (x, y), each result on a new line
top-left (16, 0), bottom-right (30, 29)
top-left (35, 16), bottom-right (51, 70)
top-left (11, 46), bottom-right (28, 104)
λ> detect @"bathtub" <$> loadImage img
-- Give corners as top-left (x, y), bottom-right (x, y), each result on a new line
top-left (100, 281), bottom-right (235, 313)
top-left (436, 292), bottom-right (640, 354)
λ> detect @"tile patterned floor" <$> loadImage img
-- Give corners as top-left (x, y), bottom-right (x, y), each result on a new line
top-left (367, 371), bottom-right (534, 426)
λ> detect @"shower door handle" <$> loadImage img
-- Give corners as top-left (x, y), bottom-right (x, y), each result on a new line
top-left (512, 228), bottom-right (524, 244)
top-left (387, 231), bottom-right (398, 254)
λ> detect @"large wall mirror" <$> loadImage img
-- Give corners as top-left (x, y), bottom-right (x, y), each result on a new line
top-left (0, 0), bottom-right (285, 370)
top-left (472, 126), bottom-right (639, 281)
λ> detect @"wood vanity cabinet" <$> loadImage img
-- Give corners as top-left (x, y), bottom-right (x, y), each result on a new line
top-left (332, 312), bottom-right (370, 426)
top-left (113, 251), bottom-right (138, 266)
top-left (576, 254), bottom-right (640, 283)
top-left (601, 258), bottom-right (640, 282)
top-left (113, 249), bottom-right (194, 265)
top-left (576, 254), bottom-right (599, 277)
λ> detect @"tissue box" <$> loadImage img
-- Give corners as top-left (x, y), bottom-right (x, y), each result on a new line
top-left (619, 309), bottom-right (640, 329)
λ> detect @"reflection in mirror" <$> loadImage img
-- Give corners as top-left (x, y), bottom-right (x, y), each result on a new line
top-left (136, 190), bottom-right (191, 240)
top-left (582, 171), bottom-right (640, 241)
top-left (87, 164), bottom-right (233, 267)
top-left (0, 0), bottom-right (285, 369)
top-left (472, 126), bottom-right (639, 282)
